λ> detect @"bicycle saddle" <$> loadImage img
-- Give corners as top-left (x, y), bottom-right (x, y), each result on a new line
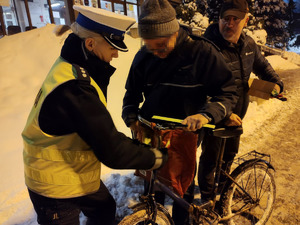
top-left (211, 126), bottom-right (243, 138)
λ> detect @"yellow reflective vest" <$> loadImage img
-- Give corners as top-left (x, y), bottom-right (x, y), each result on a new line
top-left (22, 57), bottom-right (106, 198)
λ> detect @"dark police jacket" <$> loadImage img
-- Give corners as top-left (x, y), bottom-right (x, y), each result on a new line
top-left (32, 33), bottom-right (159, 170)
top-left (204, 23), bottom-right (284, 119)
top-left (122, 27), bottom-right (238, 126)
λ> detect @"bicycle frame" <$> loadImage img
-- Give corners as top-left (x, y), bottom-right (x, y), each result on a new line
top-left (130, 116), bottom-right (274, 224)
top-left (141, 166), bottom-right (215, 224)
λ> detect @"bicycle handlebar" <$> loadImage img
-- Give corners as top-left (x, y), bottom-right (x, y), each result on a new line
top-left (138, 115), bottom-right (244, 139)
top-left (138, 115), bottom-right (216, 130)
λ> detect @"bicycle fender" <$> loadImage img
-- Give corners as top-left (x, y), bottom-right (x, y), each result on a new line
top-left (235, 158), bottom-right (275, 172)
top-left (260, 159), bottom-right (275, 171)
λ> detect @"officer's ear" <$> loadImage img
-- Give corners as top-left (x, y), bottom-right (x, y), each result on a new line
top-left (85, 38), bottom-right (95, 52)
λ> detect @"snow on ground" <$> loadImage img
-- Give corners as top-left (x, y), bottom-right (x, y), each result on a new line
top-left (0, 24), bottom-right (299, 224)
top-left (288, 34), bottom-right (300, 55)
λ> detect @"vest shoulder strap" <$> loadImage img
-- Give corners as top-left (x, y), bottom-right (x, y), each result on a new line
top-left (72, 64), bottom-right (91, 82)
top-left (72, 64), bottom-right (107, 107)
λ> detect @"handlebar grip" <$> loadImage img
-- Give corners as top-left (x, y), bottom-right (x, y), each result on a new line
top-left (152, 115), bottom-right (216, 129)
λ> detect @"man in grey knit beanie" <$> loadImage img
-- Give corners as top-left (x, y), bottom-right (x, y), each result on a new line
top-left (122, 0), bottom-right (238, 224)
top-left (135, 0), bottom-right (181, 59)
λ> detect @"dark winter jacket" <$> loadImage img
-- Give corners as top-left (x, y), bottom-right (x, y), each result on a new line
top-left (34, 33), bottom-right (160, 170)
top-left (122, 27), bottom-right (238, 126)
top-left (204, 23), bottom-right (284, 119)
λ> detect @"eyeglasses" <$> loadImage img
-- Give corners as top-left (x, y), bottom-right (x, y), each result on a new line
top-left (145, 36), bottom-right (173, 54)
top-left (221, 16), bottom-right (242, 24)
top-left (147, 45), bottom-right (169, 54)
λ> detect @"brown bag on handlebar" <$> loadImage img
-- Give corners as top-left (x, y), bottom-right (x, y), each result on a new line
top-left (135, 127), bottom-right (198, 197)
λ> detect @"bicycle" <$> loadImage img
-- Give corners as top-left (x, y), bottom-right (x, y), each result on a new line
top-left (119, 115), bottom-right (276, 225)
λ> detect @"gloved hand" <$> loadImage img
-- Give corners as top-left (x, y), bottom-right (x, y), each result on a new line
top-left (271, 89), bottom-right (287, 101)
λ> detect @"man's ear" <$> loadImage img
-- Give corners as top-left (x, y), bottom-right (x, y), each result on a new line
top-left (244, 16), bottom-right (249, 27)
top-left (85, 38), bottom-right (95, 52)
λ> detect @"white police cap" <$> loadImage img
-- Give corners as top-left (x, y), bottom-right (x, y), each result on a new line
top-left (73, 5), bottom-right (136, 52)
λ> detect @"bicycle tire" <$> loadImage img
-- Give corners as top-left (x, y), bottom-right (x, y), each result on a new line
top-left (119, 203), bottom-right (174, 225)
top-left (221, 161), bottom-right (276, 225)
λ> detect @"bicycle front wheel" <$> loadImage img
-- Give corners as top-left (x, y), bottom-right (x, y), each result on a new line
top-left (221, 161), bottom-right (276, 225)
top-left (119, 203), bottom-right (174, 225)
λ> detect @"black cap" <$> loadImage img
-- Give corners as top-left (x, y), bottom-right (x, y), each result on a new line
top-left (220, 0), bottom-right (249, 19)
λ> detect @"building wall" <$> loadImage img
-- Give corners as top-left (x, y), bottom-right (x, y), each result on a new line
top-left (1, 0), bottom-right (140, 36)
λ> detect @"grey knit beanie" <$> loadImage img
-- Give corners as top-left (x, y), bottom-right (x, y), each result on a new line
top-left (138, 0), bottom-right (180, 39)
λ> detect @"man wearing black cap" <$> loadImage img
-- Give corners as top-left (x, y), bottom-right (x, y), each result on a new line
top-left (198, 0), bottom-right (284, 204)
top-left (122, 0), bottom-right (239, 224)
top-left (22, 5), bottom-right (168, 225)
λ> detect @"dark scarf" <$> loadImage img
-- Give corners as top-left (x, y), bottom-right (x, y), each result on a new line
top-left (60, 33), bottom-right (116, 97)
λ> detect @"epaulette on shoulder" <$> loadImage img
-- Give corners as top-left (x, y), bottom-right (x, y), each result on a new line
top-left (189, 34), bottom-right (221, 52)
top-left (72, 64), bottom-right (90, 82)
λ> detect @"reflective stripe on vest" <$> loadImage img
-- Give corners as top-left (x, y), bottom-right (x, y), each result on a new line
top-left (22, 57), bottom-right (105, 198)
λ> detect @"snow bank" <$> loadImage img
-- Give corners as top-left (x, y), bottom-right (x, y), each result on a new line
top-left (282, 51), bottom-right (300, 66)
top-left (266, 55), bottom-right (300, 70)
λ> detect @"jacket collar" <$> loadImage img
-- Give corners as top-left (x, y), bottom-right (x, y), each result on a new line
top-left (176, 26), bottom-right (190, 47)
top-left (60, 33), bottom-right (116, 96)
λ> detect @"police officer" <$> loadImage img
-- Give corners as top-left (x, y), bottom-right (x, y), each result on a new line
top-left (22, 5), bottom-right (167, 225)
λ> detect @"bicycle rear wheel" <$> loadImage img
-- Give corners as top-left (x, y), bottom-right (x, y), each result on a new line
top-left (119, 203), bottom-right (174, 225)
top-left (221, 161), bottom-right (276, 225)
